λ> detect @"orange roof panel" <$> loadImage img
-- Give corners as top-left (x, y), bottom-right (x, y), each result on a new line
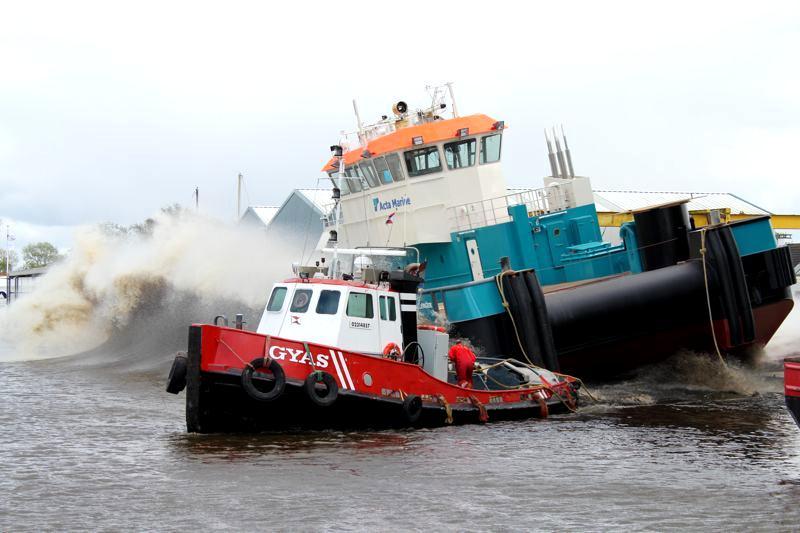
top-left (322, 114), bottom-right (502, 172)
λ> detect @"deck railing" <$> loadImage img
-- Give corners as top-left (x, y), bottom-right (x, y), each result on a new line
top-left (447, 186), bottom-right (570, 232)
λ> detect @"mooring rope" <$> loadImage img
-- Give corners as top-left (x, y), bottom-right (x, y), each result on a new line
top-left (699, 228), bottom-right (728, 367)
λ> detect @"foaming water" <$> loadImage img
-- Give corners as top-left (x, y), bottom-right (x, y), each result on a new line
top-left (0, 211), bottom-right (295, 366)
top-left (587, 351), bottom-right (782, 410)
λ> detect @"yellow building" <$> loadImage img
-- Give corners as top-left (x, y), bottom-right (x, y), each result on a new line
top-left (592, 190), bottom-right (800, 247)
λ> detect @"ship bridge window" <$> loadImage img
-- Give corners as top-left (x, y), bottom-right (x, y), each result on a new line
top-left (373, 156), bottom-right (393, 184)
top-left (359, 161), bottom-right (381, 188)
top-left (289, 289), bottom-right (313, 313)
top-left (386, 152), bottom-right (405, 181)
top-left (345, 166), bottom-right (363, 192)
top-left (266, 287), bottom-right (288, 312)
top-left (480, 134), bottom-right (502, 164)
top-left (315, 289), bottom-right (341, 315)
top-left (346, 292), bottom-right (374, 319)
top-left (379, 296), bottom-right (397, 321)
top-left (444, 138), bottom-right (476, 169)
top-left (404, 146), bottom-right (442, 177)
top-left (328, 172), bottom-right (350, 196)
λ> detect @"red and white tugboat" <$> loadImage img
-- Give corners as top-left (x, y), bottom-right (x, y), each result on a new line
top-left (166, 263), bottom-right (580, 432)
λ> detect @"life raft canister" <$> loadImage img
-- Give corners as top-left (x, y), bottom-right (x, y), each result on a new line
top-left (304, 371), bottom-right (338, 407)
top-left (166, 351), bottom-right (188, 394)
top-left (241, 357), bottom-right (286, 402)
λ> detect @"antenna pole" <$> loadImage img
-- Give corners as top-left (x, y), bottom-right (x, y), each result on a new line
top-left (446, 82), bottom-right (459, 118)
top-left (237, 173), bottom-right (243, 220)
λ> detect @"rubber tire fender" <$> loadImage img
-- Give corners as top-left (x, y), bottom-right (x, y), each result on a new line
top-left (304, 371), bottom-right (338, 407)
top-left (165, 351), bottom-right (188, 394)
top-left (241, 357), bottom-right (286, 402)
top-left (402, 394), bottom-right (423, 424)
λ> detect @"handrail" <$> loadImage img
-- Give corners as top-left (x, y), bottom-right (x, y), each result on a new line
top-left (447, 186), bottom-right (570, 232)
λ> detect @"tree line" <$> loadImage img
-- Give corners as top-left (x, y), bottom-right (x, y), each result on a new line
top-left (1, 242), bottom-right (61, 272)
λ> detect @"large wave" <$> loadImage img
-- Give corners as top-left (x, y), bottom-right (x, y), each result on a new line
top-left (0, 210), bottom-right (297, 369)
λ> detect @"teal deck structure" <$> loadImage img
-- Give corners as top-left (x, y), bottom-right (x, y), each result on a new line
top-left (417, 202), bottom-right (779, 324)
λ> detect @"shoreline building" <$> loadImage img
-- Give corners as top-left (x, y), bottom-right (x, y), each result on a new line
top-left (240, 188), bottom-right (332, 262)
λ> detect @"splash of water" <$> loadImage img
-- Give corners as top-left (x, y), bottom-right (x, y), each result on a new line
top-left (0, 210), bottom-right (297, 363)
top-left (589, 350), bottom-right (781, 407)
top-left (763, 286), bottom-right (800, 361)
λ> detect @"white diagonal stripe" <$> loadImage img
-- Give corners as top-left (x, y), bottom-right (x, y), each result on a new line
top-left (329, 348), bottom-right (348, 390)
top-left (338, 351), bottom-right (355, 390)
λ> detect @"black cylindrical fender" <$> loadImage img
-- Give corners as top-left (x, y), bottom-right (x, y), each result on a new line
top-left (241, 357), bottom-right (286, 402)
top-left (501, 273), bottom-right (545, 367)
top-left (402, 394), bottom-right (423, 424)
top-left (523, 270), bottom-right (559, 371)
top-left (719, 227), bottom-right (755, 343)
top-left (304, 371), bottom-right (338, 407)
top-left (706, 231), bottom-right (742, 346)
top-left (166, 352), bottom-right (188, 394)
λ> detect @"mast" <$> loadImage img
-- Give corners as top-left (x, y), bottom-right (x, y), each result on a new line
top-left (353, 100), bottom-right (366, 147)
top-left (446, 82), bottom-right (459, 118)
top-left (236, 173), bottom-right (243, 220)
top-left (331, 145), bottom-right (345, 279)
top-left (5, 224), bottom-right (13, 274)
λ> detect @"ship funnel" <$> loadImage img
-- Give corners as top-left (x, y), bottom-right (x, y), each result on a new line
top-left (544, 130), bottom-right (559, 178)
top-left (561, 125), bottom-right (575, 178)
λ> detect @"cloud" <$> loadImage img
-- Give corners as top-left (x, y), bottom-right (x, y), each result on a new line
top-left (1, 0), bottom-right (799, 234)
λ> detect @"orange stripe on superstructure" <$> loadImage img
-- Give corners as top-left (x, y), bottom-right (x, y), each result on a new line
top-left (322, 114), bottom-right (501, 171)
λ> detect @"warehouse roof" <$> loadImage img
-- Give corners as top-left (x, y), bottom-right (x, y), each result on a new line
top-left (243, 206), bottom-right (280, 226)
top-left (591, 190), bottom-right (770, 215)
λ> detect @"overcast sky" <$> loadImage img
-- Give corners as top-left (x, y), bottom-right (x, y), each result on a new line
top-left (1, 0), bottom-right (799, 251)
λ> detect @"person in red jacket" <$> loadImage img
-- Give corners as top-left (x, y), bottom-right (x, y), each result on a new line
top-left (448, 340), bottom-right (477, 388)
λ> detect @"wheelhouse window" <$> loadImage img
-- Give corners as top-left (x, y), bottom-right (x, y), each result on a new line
top-left (289, 289), bottom-right (313, 313)
top-left (315, 289), bottom-right (341, 315)
top-left (444, 138), bottom-right (476, 169)
top-left (346, 292), bottom-right (374, 318)
top-left (480, 134), bottom-right (502, 164)
top-left (359, 161), bottom-right (380, 188)
top-left (328, 172), bottom-right (350, 196)
top-left (267, 287), bottom-right (287, 312)
top-left (386, 152), bottom-right (405, 181)
top-left (379, 296), bottom-right (397, 321)
top-left (404, 146), bottom-right (442, 177)
top-left (373, 156), bottom-right (393, 184)
top-left (345, 166), bottom-right (363, 192)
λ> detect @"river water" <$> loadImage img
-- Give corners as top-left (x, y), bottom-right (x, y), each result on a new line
top-left (1, 350), bottom-right (799, 531)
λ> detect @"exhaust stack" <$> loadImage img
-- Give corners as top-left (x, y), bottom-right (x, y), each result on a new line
top-left (552, 127), bottom-right (569, 179)
top-left (561, 125), bottom-right (575, 178)
top-left (544, 130), bottom-right (559, 178)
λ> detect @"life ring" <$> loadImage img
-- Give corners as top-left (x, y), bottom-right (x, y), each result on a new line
top-left (241, 357), bottom-right (286, 402)
top-left (417, 325), bottom-right (446, 333)
top-left (383, 342), bottom-right (402, 360)
top-left (402, 394), bottom-right (423, 424)
top-left (304, 371), bottom-right (338, 407)
top-left (165, 351), bottom-right (188, 394)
